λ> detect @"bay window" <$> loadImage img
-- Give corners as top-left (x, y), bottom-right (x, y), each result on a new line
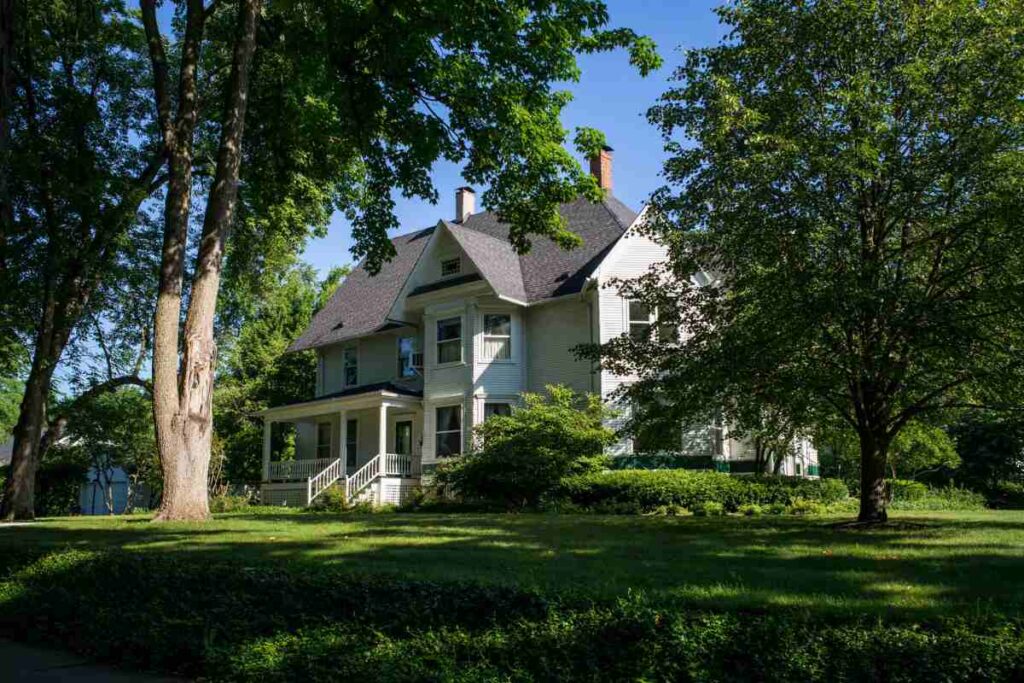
top-left (436, 317), bottom-right (462, 364)
top-left (482, 313), bottom-right (512, 360)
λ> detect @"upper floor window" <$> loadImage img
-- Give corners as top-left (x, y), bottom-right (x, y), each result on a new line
top-left (436, 317), bottom-right (462, 364)
top-left (482, 314), bottom-right (511, 360)
top-left (441, 257), bottom-right (461, 277)
top-left (343, 346), bottom-right (358, 386)
top-left (397, 336), bottom-right (420, 378)
top-left (628, 301), bottom-right (655, 339)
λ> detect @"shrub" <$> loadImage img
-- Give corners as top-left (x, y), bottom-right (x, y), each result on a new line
top-left (209, 494), bottom-right (251, 513)
top-left (887, 479), bottom-right (928, 502)
top-left (306, 484), bottom-right (350, 513)
top-left (889, 484), bottom-right (986, 511)
top-left (1, 549), bottom-right (1023, 682)
top-left (558, 470), bottom-right (849, 514)
top-left (693, 501), bottom-right (725, 516)
top-left (738, 503), bottom-right (763, 516)
top-left (986, 481), bottom-right (1024, 510)
top-left (786, 498), bottom-right (826, 516)
top-left (767, 502), bottom-right (788, 515)
top-left (442, 386), bottom-right (615, 509)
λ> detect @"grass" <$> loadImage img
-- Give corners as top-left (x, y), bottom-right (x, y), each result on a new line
top-left (4, 508), bottom-right (1024, 619)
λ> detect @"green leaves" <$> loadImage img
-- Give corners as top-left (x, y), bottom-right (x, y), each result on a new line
top-left (598, 0), bottom-right (1024, 501)
top-left (232, 0), bottom-right (660, 274)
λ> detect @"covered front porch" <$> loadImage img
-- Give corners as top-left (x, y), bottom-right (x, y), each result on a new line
top-left (259, 385), bottom-right (423, 507)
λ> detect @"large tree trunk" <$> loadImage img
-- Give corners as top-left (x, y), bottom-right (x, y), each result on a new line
top-left (152, 0), bottom-right (260, 522)
top-left (0, 318), bottom-right (64, 521)
top-left (857, 434), bottom-right (889, 523)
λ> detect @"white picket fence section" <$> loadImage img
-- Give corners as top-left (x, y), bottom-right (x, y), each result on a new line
top-left (307, 457), bottom-right (345, 504)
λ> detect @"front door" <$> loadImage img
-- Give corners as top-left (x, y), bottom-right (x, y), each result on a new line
top-left (394, 420), bottom-right (413, 455)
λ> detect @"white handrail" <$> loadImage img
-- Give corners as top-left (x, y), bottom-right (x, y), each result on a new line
top-left (345, 455), bottom-right (381, 501)
top-left (307, 457), bottom-right (345, 504)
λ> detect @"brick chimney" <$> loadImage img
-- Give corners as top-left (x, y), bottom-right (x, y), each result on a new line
top-left (455, 186), bottom-right (475, 222)
top-left (589, 145), bottom-right (613, 193)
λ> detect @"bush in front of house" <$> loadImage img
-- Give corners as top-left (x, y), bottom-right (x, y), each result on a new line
top-left (557, 469), bottom-right (849, 514)
top-left (1, 548), bottom-right (1023, 682)
top-left (439, 385), bottom-right (615, 509)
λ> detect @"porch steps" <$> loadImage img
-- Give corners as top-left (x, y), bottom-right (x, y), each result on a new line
top-left (300, 453), bottom-right (417, 507)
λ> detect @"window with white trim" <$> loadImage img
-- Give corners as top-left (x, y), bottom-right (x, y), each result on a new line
top-left (316, 422), bottom-right (332, 460)
top-left (441, 257), bottom-right (461, 277)
top-left (343, 347), bottom-right (358, 386)
top-left (435, 405), bottom-right (462, 457)
top-left (484, 402), bottom-right (513, 420)
top-left (436, 317), bottom-right (462, 364)
top-left (628, 300), bottom-right (655, 339)
top-left (482, 313), bottom-right (511, 360)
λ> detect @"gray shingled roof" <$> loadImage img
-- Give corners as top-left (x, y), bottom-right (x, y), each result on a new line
top-left (289, 227), bottom-right (435, 352)
top-left (289, 196), bottom-right (637, 352)
top-left (444, 222), bottom-right (528, 303)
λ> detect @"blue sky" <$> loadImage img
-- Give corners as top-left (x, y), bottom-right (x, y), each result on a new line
top-left (300, 0), bottom-right (728, 277)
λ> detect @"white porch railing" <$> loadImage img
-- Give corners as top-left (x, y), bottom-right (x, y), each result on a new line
top-left (344, 453), bottom-right (415, 501)
top-left (383, 452), bottom-right (414, 476)
top-left (308, 457), bottom-right (345, 504)
top-left (267, 457), bottom-right (334, 481)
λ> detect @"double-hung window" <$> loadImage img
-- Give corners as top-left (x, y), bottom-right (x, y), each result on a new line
top-left (343, 347), bottom-right (358, 386)
top-left (482, 314), bottom-right (511, 360)
top-left (316, 423), bottom-right (331, 460)
top-left (628, 301), bottom-right (655, 339)
top-left (436, 317), bottom-right (462, 364)
top-left (435, 405), bottom-right (462, 457)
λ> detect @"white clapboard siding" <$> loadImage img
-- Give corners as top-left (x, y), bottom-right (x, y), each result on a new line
top-left (524, 297), bottom-right (593, 395)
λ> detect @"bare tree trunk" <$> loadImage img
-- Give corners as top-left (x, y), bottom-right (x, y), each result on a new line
top-left (858, 434), bottom-right (889, 523)
top-left (152, 0), bottom-right (261, 521)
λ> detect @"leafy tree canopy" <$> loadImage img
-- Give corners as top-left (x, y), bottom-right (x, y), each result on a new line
top-left (214, 262), bottom-right (347, 483)
top-left (593, 0), bottom-right (1024, 521)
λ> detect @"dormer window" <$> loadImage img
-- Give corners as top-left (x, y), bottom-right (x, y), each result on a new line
top-left (441, 257), bottom-right (461, 277)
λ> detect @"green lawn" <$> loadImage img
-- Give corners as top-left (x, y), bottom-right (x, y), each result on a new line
top-left (6, 508), bottom-right (1024, 618)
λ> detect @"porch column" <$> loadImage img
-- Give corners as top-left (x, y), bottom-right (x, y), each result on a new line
top-left (339, 408), bottom-right (348, 470)
top-left (262, 419), bottom-right (273, 480)
top-left (378, 403), bottom-right (388, 457)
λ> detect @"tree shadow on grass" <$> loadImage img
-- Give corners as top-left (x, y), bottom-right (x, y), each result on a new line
top-left (2, 512), bottom-right (1024, 680)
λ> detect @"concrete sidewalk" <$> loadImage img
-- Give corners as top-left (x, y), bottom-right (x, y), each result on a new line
top-left (2, 639), bottom-right (188, 682)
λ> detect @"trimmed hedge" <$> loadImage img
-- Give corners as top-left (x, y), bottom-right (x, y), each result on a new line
top-left (0, 549), bottom-right (1022, 681)
top-left (557, 469), bottom-right (849, 514)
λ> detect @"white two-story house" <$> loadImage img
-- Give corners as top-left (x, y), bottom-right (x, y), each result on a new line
top-left (259, 149), bottom-right (818, 506)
